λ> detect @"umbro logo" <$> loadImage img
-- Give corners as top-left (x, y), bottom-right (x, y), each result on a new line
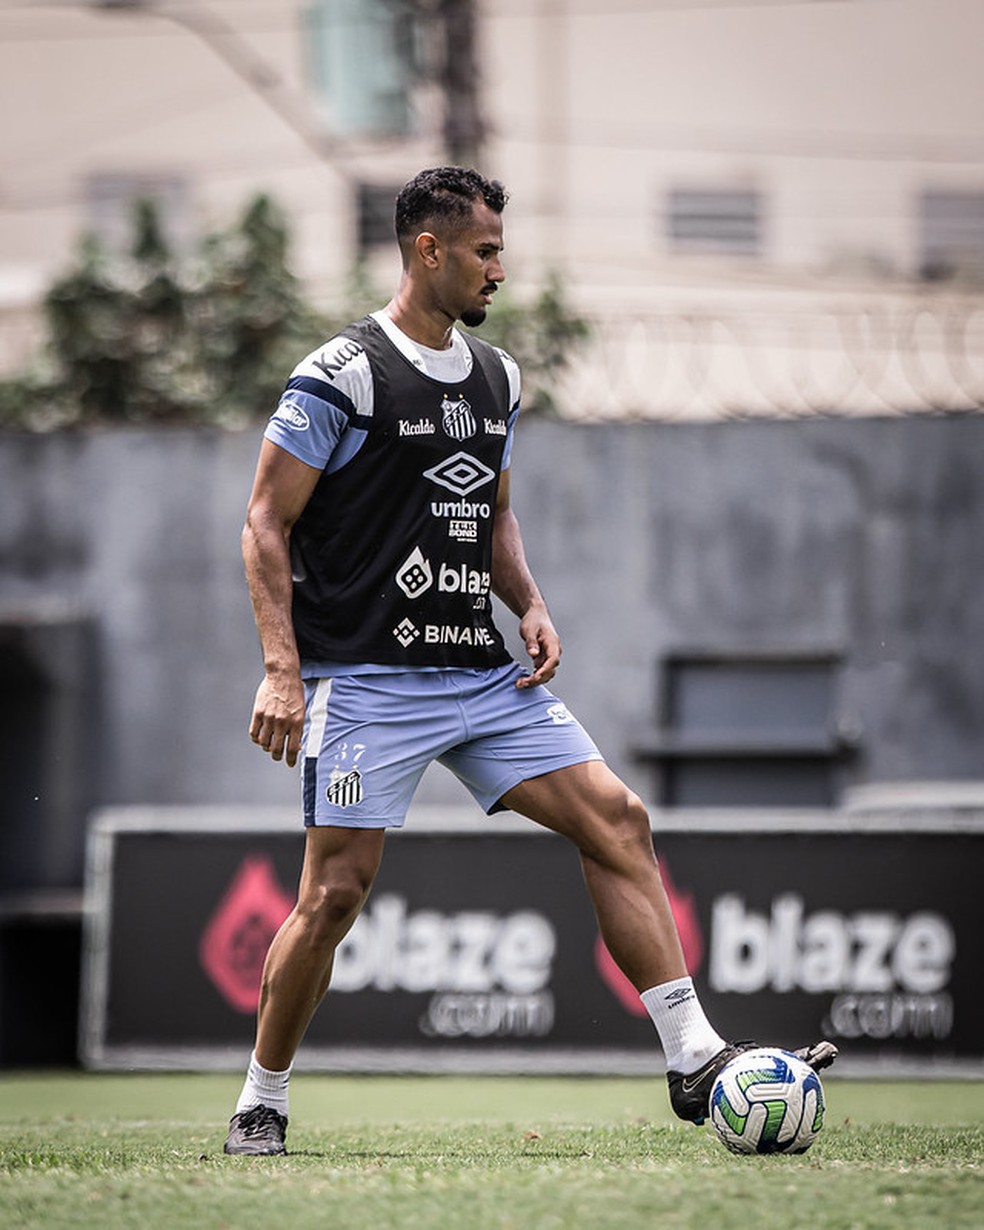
top-left (664, 987), bottom-right (696, 1009)
top-left (423, 451), bottom-right (496, 497)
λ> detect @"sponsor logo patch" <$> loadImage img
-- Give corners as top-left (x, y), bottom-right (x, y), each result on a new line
top-left (431, 497), bottom-right (491, 520)
top-left (448, 519), bottom-right (478, 542)
top-left (276, 402), bottom-right (310, 431)
top-left (311, 338), bottom-right (363, 382)
top-left (424, 625), bottom-right (496, 646)
top-left (393, 618), bottom-right (420, 647)
top-left (438, 562), bottom-right (490, 596)
top-left (396, 547), bottom-right (434, 599)
top-left (423, 452), bottom-right (496, 497)
top-left (399, 418), bottom-right (436, 437)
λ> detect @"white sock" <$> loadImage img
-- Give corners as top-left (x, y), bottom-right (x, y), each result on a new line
top-left (640, 976), bottom-right (726, 1073)
top-left (235, 1050), bottom-right (292, 1117)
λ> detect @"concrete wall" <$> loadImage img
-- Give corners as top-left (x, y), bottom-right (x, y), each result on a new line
top-left (1, 415), bottom-right (983, 889)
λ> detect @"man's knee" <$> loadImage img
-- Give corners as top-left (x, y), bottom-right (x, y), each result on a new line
top-left (606, 786), bottom-right (653, 848)
top-left (296, 836), bottom-right (382, 942)
top-left (301, 873), bottom-right (369, 930)
top-left (571, 782), bottom-right (653, 865)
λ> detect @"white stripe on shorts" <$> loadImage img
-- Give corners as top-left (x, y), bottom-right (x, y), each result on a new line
top-left (304, 677), bottom-right (333, 757)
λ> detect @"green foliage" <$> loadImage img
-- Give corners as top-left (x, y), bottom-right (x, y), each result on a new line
top-left (0, 197), bottom-right (590, 430)
top-left (0, 195), bottom-right (327, 431)
top-left (463, 270), bottom-right (591, 416)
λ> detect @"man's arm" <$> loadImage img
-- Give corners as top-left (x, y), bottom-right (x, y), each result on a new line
top-left (491, 469), bottom-right (561, 688)
top-left (241, 438), bottom-right (323, 766)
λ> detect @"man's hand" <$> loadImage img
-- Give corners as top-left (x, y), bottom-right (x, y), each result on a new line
top-left (516, 604), bottom-right (561, 688)
top-left (249, 673), bottom-right (305, 767)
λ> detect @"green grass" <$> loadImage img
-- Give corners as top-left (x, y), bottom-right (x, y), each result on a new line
top-left (1, 1074), bottom-right (982, 1229)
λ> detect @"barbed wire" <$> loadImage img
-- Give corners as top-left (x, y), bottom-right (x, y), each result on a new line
top-left (547, 298), bottom-right (984, 421)
top-left (3, 292), bottom-right (982, 423)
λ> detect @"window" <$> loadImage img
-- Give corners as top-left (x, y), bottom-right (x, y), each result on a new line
top-left (667, 189), bottom-right (762, 257)
top-left (919, 191), bottom-right (984, 280)
top-left (633, 652), bottom-right (856, 807)
top-left (357, 182), bottom-right (401, 253)
top-left (303, 0), bottom-right (416, 139)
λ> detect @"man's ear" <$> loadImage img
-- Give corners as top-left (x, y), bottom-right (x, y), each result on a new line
top-left (415, 231), bottom-right (440, 268)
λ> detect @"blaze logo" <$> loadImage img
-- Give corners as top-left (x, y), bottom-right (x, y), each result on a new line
top-left (199, 856), bottom-right (295, 1013)
top-left (396, 547), bottom-right (433, 599)
top-left (594, 856), bottom-right (704, 1017)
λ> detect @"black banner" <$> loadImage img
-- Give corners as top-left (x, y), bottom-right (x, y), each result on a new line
top-left (81, 810), bottom-right (984, 1071)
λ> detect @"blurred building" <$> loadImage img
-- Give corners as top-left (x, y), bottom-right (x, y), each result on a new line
top-left (1, 0), bottom-right (982, 416)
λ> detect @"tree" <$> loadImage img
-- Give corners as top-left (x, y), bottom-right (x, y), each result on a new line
top-left (0, 194), bottom-right (588, 429)
top-left (463, 272), bottom-right (591, 416)
top-left (0, 194), bottom-right (326, 430)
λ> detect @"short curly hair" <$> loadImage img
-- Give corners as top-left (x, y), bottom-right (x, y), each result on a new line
top-left (394, 166), bottom-right (508, 246)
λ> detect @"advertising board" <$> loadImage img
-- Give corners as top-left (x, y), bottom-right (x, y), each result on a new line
top-left (81, 807), bottom-right (983, 1075)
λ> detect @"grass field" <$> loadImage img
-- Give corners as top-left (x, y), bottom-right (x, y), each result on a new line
top-left (1, 1072), bottom-right (982, 1230)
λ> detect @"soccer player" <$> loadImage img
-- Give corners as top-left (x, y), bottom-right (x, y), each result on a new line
top-left (225, 167), bottom-right (836, 1155)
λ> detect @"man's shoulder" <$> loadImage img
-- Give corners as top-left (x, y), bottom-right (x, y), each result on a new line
top-left (283, 325), bottom-right (379, 423)
top-left (459, 332), bottom-right (521, 410)
top-left (459, 330), bottom-right (513, 366)
top-left (291, 325), bottom-right (373, 387)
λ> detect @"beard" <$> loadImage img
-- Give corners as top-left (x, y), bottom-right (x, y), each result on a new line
top-left (460, 306), bottom-right (488, 328)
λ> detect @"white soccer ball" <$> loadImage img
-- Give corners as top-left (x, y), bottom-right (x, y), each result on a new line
top-left (709, 1046), bottom-right (826, 1155)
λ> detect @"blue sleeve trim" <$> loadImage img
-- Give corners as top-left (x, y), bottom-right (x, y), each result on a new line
top-left (264, 420), bottom-right (329, 470)
top-left (286, 375), bottom-right (358, 419)
top-left (265, 388), bottom-right (352, 470)
top-left (501, 402), bottom-right (521, 471)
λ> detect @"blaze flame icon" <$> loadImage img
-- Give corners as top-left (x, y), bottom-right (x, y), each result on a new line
top-left (594, 856), bottom-right (705, 1017)
top-left (199, 855), bottom-right (295, 1013)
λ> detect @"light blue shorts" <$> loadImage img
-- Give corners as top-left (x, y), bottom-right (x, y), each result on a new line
top-left (300, 663), bottom-right (602, 828)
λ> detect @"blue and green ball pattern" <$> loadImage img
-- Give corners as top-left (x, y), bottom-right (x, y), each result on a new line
top-left (710, 1047), bottom-right (826, 1154)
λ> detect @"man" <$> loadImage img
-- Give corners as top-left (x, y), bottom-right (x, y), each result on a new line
top-left (226, 166), bottom-right (836, 1156)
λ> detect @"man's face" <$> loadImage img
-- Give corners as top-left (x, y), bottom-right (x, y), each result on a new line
top-left (437, 201), bottom-right (506, 328)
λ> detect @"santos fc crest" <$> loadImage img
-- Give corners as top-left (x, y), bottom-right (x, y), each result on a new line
top-left (441, 393), bottom-right (477, 441)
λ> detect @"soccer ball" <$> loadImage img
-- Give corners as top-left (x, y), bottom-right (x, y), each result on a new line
top-left (709, 1047), bottom-right (826, 1155)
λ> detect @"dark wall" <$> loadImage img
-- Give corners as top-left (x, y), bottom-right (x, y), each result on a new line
top-left (0, 415), bottom-right (982, 890)
top-left (510, 415), bottom-right (984, 798)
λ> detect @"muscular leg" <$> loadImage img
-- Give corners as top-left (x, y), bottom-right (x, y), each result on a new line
top-left (254, 825), bottom-right (386, 1071)
top-left (500, 760), bottom-right (687, 991)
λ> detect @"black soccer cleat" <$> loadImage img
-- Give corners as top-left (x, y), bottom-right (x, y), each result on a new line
top-left (794, 1038), bottom-right (839, 1074)
top-left (667, 1038), bottom-right (838, 1126)
top-left (224, 1104), bottom-right (288, 1156)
